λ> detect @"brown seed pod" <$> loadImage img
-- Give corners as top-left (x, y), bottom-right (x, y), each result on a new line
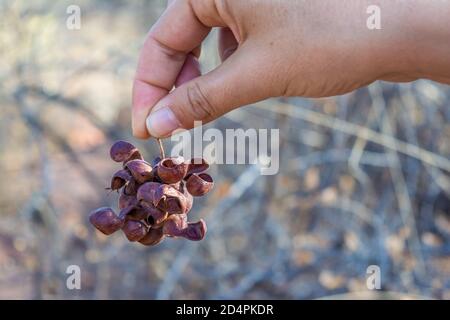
top-left (157, 156), bottom-right (188, 184)
top-left (89, 207), bottom-right (124, 235)
top-left (118, 205), bottom-right (149, 221)
top-left (125, 159), bottom-right (153, 184)
top-left (155, 184), bottom-right (188, 215)
top-left (162, 214), bottom-right (188, 237)
top-left (122, 220), bottom-right (147, 242)
top-left (139, 227), bottom-right (165, 246)
top-left (118, 190), bottom-right (138, 210)
top-left (185, 158), bottom-right (209, 176)
top-left (186, 173), bottom-right (214, 196)
top-left (110, 169), bottom-right (132, 191)
top-left (124, 178), bottom-right (139, 196)
top-left (140, 201), bottom-right (168, 226)
top-left (110, 140), bottom-right (140, 163)
top-left (184, 219), bottom-right (207, 241)
top-left (179, 181), bottom-right (193, 214)
top-left (136, 182), bottom-right (162, 206)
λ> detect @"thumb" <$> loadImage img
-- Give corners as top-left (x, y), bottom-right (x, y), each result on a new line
top-left (145, 44), bottom-right (272, 138)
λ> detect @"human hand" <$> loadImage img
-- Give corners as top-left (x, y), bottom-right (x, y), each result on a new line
top-left (132, 0), bottom-right (450, 139)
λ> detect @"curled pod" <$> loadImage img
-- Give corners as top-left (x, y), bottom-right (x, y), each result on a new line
top-left (89, 207), bottom-right (124, 235)
top-left (122, 220), bottom-right (147, 242)
top-left (125, 159), bottom-right (153, 184)
top-left (155, 184), bottom-right (188, 215)
top-left (136, 182), bottom-right (162, 206)
top-left (184, 219), bottom-right (207, 241)
top-left (162, 214), bottom-right (188, 237)
top-left (110, 169), bottom-right (132, 191)
top-left (118, 190), bottom-right (138, 210)
top-left (140, 201), bottom-right (168, 226)
top-left (185, 158), bottom-right (209, 177)
top-left (157, 157), bottom-right (188, 184)
top-left (178, 181), bottom-right (193, 214)
top-left (110, 140), bottom-right (142, 163)
top-left (139, 227), bottom-right (165, 246)
top-left (186, 173), bottom-right (214, 196)
top-left (118, 205), bottom-right (149, 222)
top-left (124, 178), bottom-right (139, 196)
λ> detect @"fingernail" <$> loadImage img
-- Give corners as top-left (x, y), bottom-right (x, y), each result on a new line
top-left (146, 107), bottom-right (181, 137)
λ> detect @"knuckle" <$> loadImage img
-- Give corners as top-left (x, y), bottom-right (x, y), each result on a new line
top-left (185, 82), bottom-right (216, 120)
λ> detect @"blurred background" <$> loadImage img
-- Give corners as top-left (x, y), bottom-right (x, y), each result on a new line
top-left (0, 0), bottom-right (449, 299)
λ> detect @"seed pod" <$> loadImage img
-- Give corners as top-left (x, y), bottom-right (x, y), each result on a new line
top-left (118, 205), bottom-right (149, 221)
top-left (186, 173), bottom-right (214, 196)
top-left (139, 227), bottom-right (165, 246)
top-left (119, 190), bottom-right (138, 210)
top-left (157, 157), bottom-right (188, 184)
top-left (89, 207), bottom-right (123, 235)
top-left (122, 220), bottom-right (147, 242)
top-left (140, 201), bottom-right (168, 226)
top-left (124, 178), bottom-right (139, 196)
top-left (179, 181), bottom-right (193, 214)
top-left (155, 184), bottom-right (188, 215)
top-left (110, 169), bottom-right (132, 191)
top-left (110, 140), bottom-right (140, 163)
top-left (162, 214), bottom-right (188, 237)
top-left (137, 182), bottom-right (162, 206)
top-left (185, 158), bottom-right (209, 176)
top-left (184, 219), bottom-right (207, 241)
top-left (125, 159), bottom-right (153, 184)
top-left (123, 150), bottom-right (143, 165)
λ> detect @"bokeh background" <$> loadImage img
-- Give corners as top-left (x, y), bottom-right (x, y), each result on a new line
top-left (0, 0), bottom-right (449, 299)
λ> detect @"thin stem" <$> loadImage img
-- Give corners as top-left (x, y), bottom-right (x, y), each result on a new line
top-left (156, 138), bottom-right (165, 159)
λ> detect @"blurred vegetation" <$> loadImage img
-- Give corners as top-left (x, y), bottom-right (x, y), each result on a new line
top-left (0, 0), bottom-right (449, 299)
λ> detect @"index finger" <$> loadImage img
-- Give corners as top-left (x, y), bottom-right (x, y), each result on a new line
top-left (132, 0), bottom-right (218, 138)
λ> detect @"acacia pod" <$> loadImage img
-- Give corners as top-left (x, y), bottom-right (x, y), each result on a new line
top-left (110, 141), bottom-right (140, 163)
top-left (157, 157), bottom-right (188, 184)
top-left (179, 181), bottom-right (193, 214)
top-left (89, 207), bottom-right (123, 235)
top-left (136, 182), bottom-right (162, 206)
top-left (162, 214), bottom-right (188, 237)
top-left (155, 184), bottom-right (187, 215)
top-left (140, 201), bottom-right (168, 226)
top-left (118, 190), bottom-right (138, 210)
top-left (185, 158), bottom-right (209, 176)
top-left (184, 219), bottom-right (207, 241)
top-left (186, 173), bottom-right (214, 196)
top-left (118, 205), bottom-right (149, 221)
top-left (110, 169), bottom-right (132, 191)
top-left (125, 159), bottom-right (153, 184)
top-left (122, 220), bottom-right (147, 242)
top-left (139, 227), bottom-right (165, 246)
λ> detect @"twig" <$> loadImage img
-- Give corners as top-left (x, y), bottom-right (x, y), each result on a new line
top-left (156, 138), bottom-right (165, 159)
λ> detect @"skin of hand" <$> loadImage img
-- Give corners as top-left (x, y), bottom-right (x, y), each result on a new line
top-left (132, 0), bottom-right (450, 139)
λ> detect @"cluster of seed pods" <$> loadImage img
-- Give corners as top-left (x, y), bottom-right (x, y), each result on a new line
top-left (89, 140), bottom-right (213, 246)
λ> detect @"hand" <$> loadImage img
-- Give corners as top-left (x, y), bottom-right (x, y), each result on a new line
top-left (132, 0), bottom-right (450, 139)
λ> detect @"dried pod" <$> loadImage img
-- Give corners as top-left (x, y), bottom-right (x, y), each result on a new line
top-left (185, 158), bottom-right (209, 176)
top-left (118, 190), bottom-right (138, 210)
top-left (186, 173), bottom-right (214, 196)
top-left (137, 182), bottom-right (162, 206)
top-left (110, 140), bottom-right (140, 163)
top-left (118, 205), bottom-right (149, 221)
top-left (179, 181), bottom-right (193, 214)
top-left (157, 157), bottom-right (188, 184)
top-left (184, 219), bottom-right (207, 241)
top-left (155, 184), bottom-right (187, 215)
top-left (162, 214), bottom-right (188, 237)
top-left (124, 178), bottom-right (139, 196)
top-left (139, 227), bottom-right (165, 246)
top-left (89, 207), bottom-right (123, 235)
top-left (125, 159), bottom-right (153, 184)
top-left (110, 169), bottom-right (132, 191)
top-left (140, 201), bottom-right (168, 226)
top-left (122, 220), bottom-right (147, 242)
top-left (124, 149), bottom-right (143, 165)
